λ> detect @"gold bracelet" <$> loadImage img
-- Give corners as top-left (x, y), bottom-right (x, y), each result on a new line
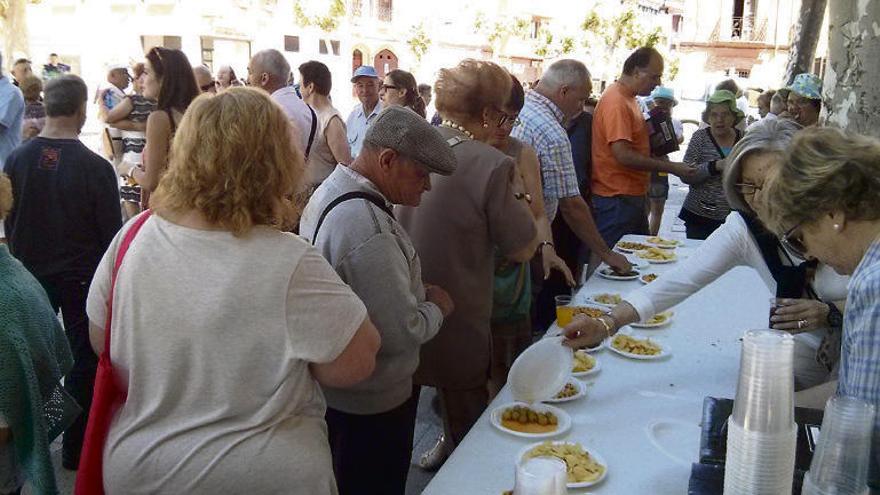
top-left (597, 316), bottom-right (613, 340)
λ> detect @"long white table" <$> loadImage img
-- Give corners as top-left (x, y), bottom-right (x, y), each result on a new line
top-left (422, 235), bottom-right (773, 494)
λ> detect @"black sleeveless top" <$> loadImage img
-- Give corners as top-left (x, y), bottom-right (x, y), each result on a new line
top-left (742, 213), bottom-right (818, 299)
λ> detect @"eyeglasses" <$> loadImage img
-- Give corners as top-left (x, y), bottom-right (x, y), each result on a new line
top-left (781, 220), bottom-right (808, 259)
top-left (734, 182), bottom-right (763, 196)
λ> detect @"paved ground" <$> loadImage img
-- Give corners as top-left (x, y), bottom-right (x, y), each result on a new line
top-left (32, 133), bottom-right (691, 495)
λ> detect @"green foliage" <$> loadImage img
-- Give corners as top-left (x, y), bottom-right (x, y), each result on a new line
top-left (560, 36), bottom-right (575, 54)
top-left (293, 0), bottom-right (345, 32)
top-left (581, 10), bottom-right (602, 33)
top-left (407, 23), bottom-right (431, 61)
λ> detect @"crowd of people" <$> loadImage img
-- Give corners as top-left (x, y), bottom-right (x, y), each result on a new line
top-left (0, 40), bottom-right (878, 495)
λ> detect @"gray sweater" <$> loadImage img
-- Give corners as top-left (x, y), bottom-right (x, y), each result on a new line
top-left (299, 165), bottom-right (443, 414)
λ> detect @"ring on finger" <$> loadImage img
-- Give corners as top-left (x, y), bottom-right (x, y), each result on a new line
top-left (797, 319), bottom-right (808, 329)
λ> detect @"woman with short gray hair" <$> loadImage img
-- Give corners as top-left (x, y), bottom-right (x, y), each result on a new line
top-left (562, 119), bottom-right (849, 392)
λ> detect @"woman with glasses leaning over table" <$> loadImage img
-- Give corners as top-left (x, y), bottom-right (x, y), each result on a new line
top-left (763, 127), bottom-right (880, 487)
top-left (563, 119), bottom-right (849, 394)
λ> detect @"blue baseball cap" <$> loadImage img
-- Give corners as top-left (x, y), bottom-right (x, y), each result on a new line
top-left (351, 65), bottom-right (379, 82)
top-left (650, 86), bottom-right (677, 106)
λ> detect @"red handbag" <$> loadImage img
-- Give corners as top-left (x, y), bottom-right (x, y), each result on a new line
top-left (75, 210), bottom-right (152, 495)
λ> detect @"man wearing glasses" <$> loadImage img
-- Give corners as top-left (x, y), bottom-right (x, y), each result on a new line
top-left (346, 66), bottom-right (383, 159)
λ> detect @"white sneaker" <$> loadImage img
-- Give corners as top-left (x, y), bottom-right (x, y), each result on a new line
top-left (417, 433), bottom-right (449, 471)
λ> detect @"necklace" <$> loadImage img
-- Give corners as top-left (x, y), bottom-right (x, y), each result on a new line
top-left (441, 120), bottom-right (475, 140)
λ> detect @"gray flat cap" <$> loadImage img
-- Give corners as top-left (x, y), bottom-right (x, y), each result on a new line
top-left (364, 106), bottom-right (457, 176)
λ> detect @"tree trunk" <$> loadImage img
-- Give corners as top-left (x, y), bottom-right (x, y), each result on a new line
top-left (823, 0), bottom-right (880, 135)
top-left (783, 0), bottom-right (828, 85)
top-left (1, 0), bottom-right (29, 64)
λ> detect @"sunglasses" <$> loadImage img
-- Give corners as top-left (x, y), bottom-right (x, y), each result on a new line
top-left (781, 220), bottom-right (808, 259)
top-left (381, 83), bottom-right (399, 91)
top-left (200, 81), bottom-right (217, 92)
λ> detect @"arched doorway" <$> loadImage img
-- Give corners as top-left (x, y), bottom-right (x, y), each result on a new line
top-left (352, 49), bottom-right (363, 72)
top-left (373, 49), bottom-right (398, 78)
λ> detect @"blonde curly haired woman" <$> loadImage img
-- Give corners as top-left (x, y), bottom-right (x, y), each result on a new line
top-left (764, 128), bottom-right (880, 487)
top-left (82, 88), bottom-right (380, 494)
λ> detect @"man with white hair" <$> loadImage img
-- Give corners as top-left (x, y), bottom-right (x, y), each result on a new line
top-left (247, 49), bottom-right (316, 158)
top-left (512, 59), bottom-right (630, 274)
top-left (192, 64), bottom-right (217, 94)
top-left (0, 51), bottom-right (25, 168)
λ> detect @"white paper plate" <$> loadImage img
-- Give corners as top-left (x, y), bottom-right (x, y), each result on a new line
top-left (586, 293), bottom-right (623, 308)
top-left (615, 241), bottom-right (652, 254)
top-left (543, 379), bottom-right (587, 403)
top-left (646, 237), bottom-right (681, 249)
top-left (608, 338), bottom-right (671, 360)
top-left (596, 268), bottom-right (640, 281)
top-left (639, 273), bottom-right (659, 285)
top-left (572, 352), bottom-right (601, 377)
top-left (491, 402), bottom-right (572, 439)
top-left (635, 251), bottom-right (678, 264)
top-left (581, 338), bottom-right (608, 353)
top-left (631, 311), bottom-right (674, 329)
top-left (517, 441), bottom-right (608, 489)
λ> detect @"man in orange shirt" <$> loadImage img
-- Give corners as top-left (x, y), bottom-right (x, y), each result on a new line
top-left (591, 47), bottom-right (694, 246)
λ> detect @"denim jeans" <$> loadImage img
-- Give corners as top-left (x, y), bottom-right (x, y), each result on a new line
top-left (591, 194), bottom-right (650, 247)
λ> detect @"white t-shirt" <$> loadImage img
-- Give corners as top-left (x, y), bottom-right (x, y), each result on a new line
top-left (272, 86), bottom-right (315, 157)
top-left (86, 213), bottom-right (366, 494)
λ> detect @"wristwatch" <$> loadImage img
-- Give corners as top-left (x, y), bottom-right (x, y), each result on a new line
top-left (826, 302), bottom-right (843, 328)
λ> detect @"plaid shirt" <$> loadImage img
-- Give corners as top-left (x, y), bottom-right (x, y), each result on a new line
top-left (511, 91), bottom-right (580, 221)
top-left (839, 241), bottom-right (880, 440)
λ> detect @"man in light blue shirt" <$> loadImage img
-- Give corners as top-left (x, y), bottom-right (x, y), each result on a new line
top-left (0, 52), bottom-right (25, 168)
top-left (346, 66), bottom-right (383, 159)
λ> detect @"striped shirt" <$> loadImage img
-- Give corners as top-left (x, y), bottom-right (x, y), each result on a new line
top-left (511, 91), bottom-right (579, 221)
top-left (681, 128), bottom-right (740, 221)
top-left (838, 241), bottom-right (880, 448)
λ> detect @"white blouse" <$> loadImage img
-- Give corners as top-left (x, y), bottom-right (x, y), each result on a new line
top-left (625, 212), bottom-right (849, 348)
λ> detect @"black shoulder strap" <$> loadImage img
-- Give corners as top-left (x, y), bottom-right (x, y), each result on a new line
top-left (165, 109), bottom-right (177, 134)
top-left (311, 191), bottom-right (393, 244)
top-left (305, 105), bottom-right (318, 158)
top-left (706, 130), bottom-right (728, 158)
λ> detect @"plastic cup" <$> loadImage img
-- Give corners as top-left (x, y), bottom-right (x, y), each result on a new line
top-left (514, 457), bottom-right (567, 495)
top-left (724, 418), bottom-right (797, 494)
top-left (731, 330), bottom-right (795, 432)
top-left (802, 396), bottom-right (876, 495)
top-left (555, 295), bottom-right (574, 327)
top-left (508, 337), bottom-right (573, 403)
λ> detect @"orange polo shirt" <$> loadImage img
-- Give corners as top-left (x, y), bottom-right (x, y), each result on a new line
top-left (591, 81), bottom-right (651, 197)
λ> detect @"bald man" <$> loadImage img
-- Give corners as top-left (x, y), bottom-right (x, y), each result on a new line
top-left (247, 49), bottom-right (315, 159)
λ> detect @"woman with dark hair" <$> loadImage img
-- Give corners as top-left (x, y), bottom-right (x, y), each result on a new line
top-left (130, 47), bottom-right (199, 203)
top-left (485, 75), bottom-right (573, 395)
top-left (299, 60), bottom-right (351, 188)
top-left (380, 69), bottom-right (426, 118)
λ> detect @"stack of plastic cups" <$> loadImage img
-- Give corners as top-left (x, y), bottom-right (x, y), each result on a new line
top-left (724, 330), bottom-right (797, 495)
top-left (802, 396), bottom-right (876, 495)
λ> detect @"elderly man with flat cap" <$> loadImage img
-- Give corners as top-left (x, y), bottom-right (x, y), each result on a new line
top-left (300, 105), bottom-right (456, 495)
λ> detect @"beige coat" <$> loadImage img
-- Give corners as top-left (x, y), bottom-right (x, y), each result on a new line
top-left (397, 127), bottom-right (536, 389)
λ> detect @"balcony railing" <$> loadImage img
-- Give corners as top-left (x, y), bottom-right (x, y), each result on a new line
top-left (709, 16), bottom-right (767, 43)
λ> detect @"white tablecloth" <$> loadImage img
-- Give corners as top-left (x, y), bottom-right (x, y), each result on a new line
top-left (422, 235), bottom-right (773, 494)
